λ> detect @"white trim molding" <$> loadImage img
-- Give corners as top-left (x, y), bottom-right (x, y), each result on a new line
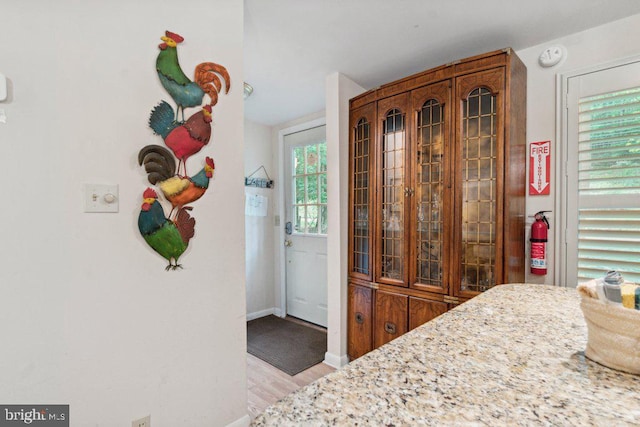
top-left (324, 351), bottom-right (349, 369)
top-left (246, 307), bottom-right (276, 321)
top-left (225, 414), bottom-right (251, 427)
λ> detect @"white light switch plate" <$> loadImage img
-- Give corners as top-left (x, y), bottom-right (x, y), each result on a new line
top-left (0, 73), bottom-right (6, 102)
top-left (84, 184), bottom-right (119, 213)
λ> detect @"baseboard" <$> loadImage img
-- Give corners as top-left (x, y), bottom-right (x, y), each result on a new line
top-left (246, 307), bottom-right (275, 321)
top-left (225, 414), bottom-right (250, 427)
top-left (324, 351), bottom-right (349, 369)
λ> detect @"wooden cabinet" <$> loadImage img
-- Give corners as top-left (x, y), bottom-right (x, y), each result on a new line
top-left (409, 296), bottom-right (448, 330)
top-left (347, 283), bottom-right (373, 360)
top-left (373, 290), bottom-right (408, 348)
top-left (348, 48), bottom-right (526, 360)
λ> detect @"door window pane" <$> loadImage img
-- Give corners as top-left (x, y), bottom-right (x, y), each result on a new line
top-left (306, 144), bottom-right (318, 174)
top-left (307, 205), bottom-right (318, 233)
top-left (320, 205), bottom-right (328, 234)
top-left (294, 177), bottom-right (305, 204)
top-left (294, 146), bottom-right (305, 175)
top-left (292, 140), bottom-right (328, 235)
top-left (294, 205), bottom-right (306, 233)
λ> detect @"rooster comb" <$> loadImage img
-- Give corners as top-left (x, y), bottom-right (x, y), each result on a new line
top-left (205, 157), bottom-right (215, 168)
top-left (165, 31), bottom-right (184, 43)
top-left (143, 188), bottom-right (158, 199)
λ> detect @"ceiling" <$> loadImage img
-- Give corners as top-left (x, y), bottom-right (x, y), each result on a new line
top-left (244, 0), bottom-right (640, 126)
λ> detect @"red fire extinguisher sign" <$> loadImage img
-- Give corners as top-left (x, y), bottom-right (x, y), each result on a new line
top-left (529, 141), bottom-right (551, 195)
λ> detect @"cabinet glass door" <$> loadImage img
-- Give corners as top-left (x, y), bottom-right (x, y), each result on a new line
top-left (455, 69), bottom-right (504, 295)
top-left (349, 103), bottom-right (375, 281)
top-left (377, 93), bottom-right (410, 286)
top-left (411, 81), bottom-right (451, 294)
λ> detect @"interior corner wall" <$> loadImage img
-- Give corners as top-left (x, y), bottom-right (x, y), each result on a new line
top-left (0, 1), bottom-right (248, 426)
top-left (515, 12), bottom-right (640, 286)
top-left (325, 73), bottom-right (365, 367)
top-left (244, 119), bottom-right (276, 319)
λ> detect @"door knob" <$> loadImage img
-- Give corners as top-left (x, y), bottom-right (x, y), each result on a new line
top-left (284, 239), bottom-right (293, 247)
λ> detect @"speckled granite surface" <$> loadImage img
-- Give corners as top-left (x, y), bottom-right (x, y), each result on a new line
top-left (251, 284), bottom-right (640, 426)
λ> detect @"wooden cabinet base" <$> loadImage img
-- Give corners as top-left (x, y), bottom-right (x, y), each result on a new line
top-left (347, 283), bottom-right (373, 360)
top-left (409, 297), bottom-right (448, 330)
top-left (373, 290), bottom-right (408, 348)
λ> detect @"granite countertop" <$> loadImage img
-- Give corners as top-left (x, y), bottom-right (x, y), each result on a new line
top-left (251, 284), bottom-right (640, 426)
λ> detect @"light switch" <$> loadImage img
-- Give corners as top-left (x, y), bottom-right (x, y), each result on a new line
top-left (84, 184), bottom-right (119, 213)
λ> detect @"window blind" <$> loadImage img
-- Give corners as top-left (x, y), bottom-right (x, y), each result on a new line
top-left (577, 87), bottom-right (640, 282)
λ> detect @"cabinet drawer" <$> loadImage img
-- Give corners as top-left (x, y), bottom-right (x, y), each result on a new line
top-left (348, 283), bottom-right (373, 360)
top-left (374, 290), bottom-right (408, 348)
top-left (409, 297), bottom-right (448, 330)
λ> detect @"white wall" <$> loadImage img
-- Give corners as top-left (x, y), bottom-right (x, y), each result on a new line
top-left (0, 2), bottom-right (248, 426)
top-left (244, 119), bottom-right (276, 319)
top-left (325, 73), bottom-right (365, 367)
top-left (516, 13), bottom-right (640, 285)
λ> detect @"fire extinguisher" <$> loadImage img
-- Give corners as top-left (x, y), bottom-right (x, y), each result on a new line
top-left (530, 211), bottom-right (550, 275)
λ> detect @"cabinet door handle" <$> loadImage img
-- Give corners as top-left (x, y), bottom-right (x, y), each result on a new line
top-left (355, 312), bottom-right (364, 324)
top-left (403, 187), bottom-right (414, 197)
top-left (384, 322), bottom-right (397, 334)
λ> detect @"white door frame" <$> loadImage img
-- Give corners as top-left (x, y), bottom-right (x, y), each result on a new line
top-left (556, 54), bottom-right (640, 286)
top-left (277, 117), bottom-right (327, 317)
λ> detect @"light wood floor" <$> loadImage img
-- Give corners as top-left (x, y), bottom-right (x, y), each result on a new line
top-left (247, 354), bottom-right (335, 419)
top-left (247, 315), bottom-right (335, 418)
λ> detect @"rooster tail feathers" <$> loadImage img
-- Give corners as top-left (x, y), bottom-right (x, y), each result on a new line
top-left (149, 101), bottom-right (179, 137)
top-left (138, 145), bottom-right (177, 184)
top-left (194, 62), bottom-right (231, 107)
top-left (174, 206), bottom-right (196, 244)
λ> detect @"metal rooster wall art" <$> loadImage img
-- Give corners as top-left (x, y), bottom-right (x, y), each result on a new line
top-left (138, 30), bottom-right (230, 270)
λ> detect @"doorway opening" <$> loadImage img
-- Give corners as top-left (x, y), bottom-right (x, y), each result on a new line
top-left (280, 120), bottom-right (328, 327)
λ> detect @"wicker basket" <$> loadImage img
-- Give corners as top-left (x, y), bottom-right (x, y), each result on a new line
top-left (580, 295), bottom-right (640, 375)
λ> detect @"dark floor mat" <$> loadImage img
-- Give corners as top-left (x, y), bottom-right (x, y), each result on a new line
top-left (247, 315), bottom-right (327, 376)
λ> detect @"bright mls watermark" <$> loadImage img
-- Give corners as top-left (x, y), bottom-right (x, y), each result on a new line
top-left (0, 406), bottom-right (68, 427)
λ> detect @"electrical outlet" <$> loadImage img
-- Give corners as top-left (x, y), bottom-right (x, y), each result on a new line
top-left (132, 415), bottom-right (150, 427)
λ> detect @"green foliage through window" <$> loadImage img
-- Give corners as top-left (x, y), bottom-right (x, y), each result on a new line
top-left (292, 142), bottom-right (328, 234)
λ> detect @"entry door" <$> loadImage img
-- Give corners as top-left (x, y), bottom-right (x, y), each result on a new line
top-left (284, 125), bottom-right (328, 327)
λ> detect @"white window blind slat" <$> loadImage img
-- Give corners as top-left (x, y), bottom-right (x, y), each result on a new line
top-left (579, 104), bottom-right (640, 123)
top-left (580, 88), bottom-right (640, 106)
top-left (576, 83), bottom-right (640, 282)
